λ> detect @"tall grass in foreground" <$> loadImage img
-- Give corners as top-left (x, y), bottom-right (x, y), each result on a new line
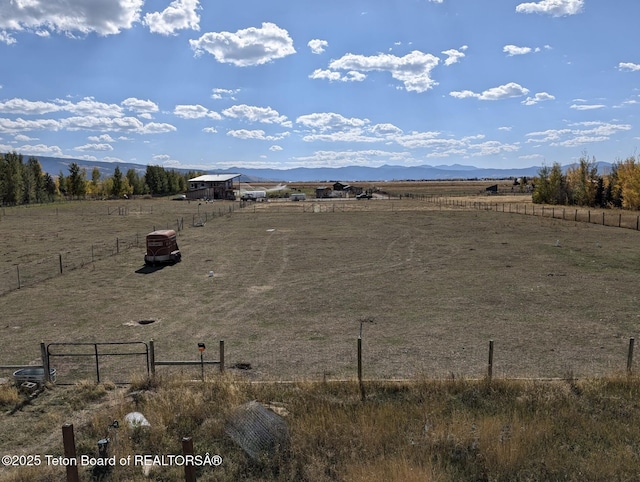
top-left (3, 374), bottom-right (640, 481)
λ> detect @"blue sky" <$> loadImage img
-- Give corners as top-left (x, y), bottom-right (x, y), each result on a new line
top-left (0, 0), bottom-right (639, 171)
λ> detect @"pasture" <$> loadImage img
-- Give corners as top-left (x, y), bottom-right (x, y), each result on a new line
top-left (1, 186), bottom-right (640, 383)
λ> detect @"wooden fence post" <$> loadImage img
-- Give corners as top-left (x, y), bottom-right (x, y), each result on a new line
top-left (219, 340), bottom-right (225, 373)
top-left (62, 424), bottom-right (80, 482)
top-left (627, 337), bottom-right (635, 373)
top-left (357, 337), bottom-right (365, 401)
top-left (487, 340), bottom-right (494, 382)
top-left (182, 437), bottom-right (196, 482)
top-left (149, 340), bottom-right (156, 378)
top-left (59, 254), bottom-right (63, 274)
top-left (41, 342), bottom-right (50, 383)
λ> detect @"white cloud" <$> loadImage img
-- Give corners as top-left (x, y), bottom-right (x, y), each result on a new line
top-left (143, 0), bottom-right (200, 35)
top-left (450, 82), bottom-right (529, 101)
top-left (269, 145), bottom-right (283, 151)
top-left (570, 103), bottom-right (606, 110)
top-left (202, 127), bottom-right (217, 133)
top-left (296, 112), bottom-right (370, 132)
top-left (189, 22), bottom-right (296, 67)
top-left (88, 134), bottom-right (115, 142)
top-left (525, 121), bottom-right (630, 147)
top-left (0, 98), bottom-right (64, 115)
top-left (13, 143), bottom-right (64, 156)
top-left (173, 104), bottom-right (221, 120)
top-left (522, 92), bottom-right (555, 105)
top-left (121, 98), bottom-right (159, 115)
top-left (308, 39), bottom-right (328, 54)
top-left (441, 45), bottom-right (467, 66)
top-left (309, 69), bottom-right (366, 83)
top-left (618, 62), bottom-right (640, 72)
top-left (0, 31), bottom-right (16, 45)
top-left (73, 143), bottom-right (113, 152)
top-left (227, 129), bottom-right (289, 141)
top-left (211, 88), bottom-right (240, 100)
top-left (0, 0), bottom-right (143, 36)
top-left (503, 45), bottom-right (533, 56)
top-left (222, 104), bottom-right (290, 126)
top-left (14, 134), bottom-right (38, 141)
top-left (327, 50), bottom-right (440, 93)
top-left (515, 0), bottom-right (584, 17)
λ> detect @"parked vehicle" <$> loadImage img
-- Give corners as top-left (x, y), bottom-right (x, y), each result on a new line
top-left (290, 193), bottom-right (306, 201)
top-left (144, 230), bottom-right (181, 265)
top-left (240, 190), bottom-right (267, 201)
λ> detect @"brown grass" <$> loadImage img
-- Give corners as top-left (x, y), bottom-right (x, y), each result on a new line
top-left (3, 375), bottom-right (640, 481)
top-left (1, 191), bottom-right (640, 384)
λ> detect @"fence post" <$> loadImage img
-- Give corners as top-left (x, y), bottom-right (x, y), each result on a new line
top-left (357, 337), bottom-right (365, 401)
top-left (149, 340), bottom-right (156, 378)
top-left (627, 337), bottom-right (635, 373)
top-left (116, 237), bottom-right (119, 254)
top-left (487, 340), bottom-right (494, 382)
top-left (182, 437), bottom-right (196, 482)
top-left (219, 340), bottom-right (225, 373)
top-left (40, 342), bottom-right (50, 383)
top-left (62, 424), bottom-right (80, 482)
top-left (94, 344), bottom-right (100, 383)
top-left (602, 212), bottom-right (605, 225)
top-left (59, 254), bottom-right (63, 274)
top-left (16, 265), bottom-right (20, 289)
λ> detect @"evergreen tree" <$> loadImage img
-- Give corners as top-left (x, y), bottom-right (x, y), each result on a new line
top-left (112, 165), bottom-right (123, 197)
top-left (67, 162), bottom-right (86, 199)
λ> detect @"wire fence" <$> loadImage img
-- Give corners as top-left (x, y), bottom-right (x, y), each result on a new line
top-left (0, 233), bottom-right (141, 296)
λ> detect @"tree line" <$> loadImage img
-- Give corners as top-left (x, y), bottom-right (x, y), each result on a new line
top-left (0, 151), bottom-right (203, 205)
top-left (532, 154), bottom-right (640, 210)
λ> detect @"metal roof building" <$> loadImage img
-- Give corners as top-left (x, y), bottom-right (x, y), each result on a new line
top-left (188, 173), bottom-right (241, 200)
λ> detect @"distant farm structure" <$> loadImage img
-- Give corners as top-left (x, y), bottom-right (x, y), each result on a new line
top-left (187, 173), bottom-right (241, 200)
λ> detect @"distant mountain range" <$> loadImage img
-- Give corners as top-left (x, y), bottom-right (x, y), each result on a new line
top-left (30, 156), bottom-right (614, 183)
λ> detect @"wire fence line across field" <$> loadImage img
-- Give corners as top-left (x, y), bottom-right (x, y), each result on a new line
top-left (0, 233), bottom-right (142, 296)
top-left (0, 336), bottom-right (638, 385)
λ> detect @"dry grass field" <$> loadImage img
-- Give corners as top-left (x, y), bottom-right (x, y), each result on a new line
top-left (1, 184), bottom-right (640, 384)
top-left (3, 185), bottom-right (640, 481)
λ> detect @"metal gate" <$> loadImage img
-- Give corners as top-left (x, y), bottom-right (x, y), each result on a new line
top-left (46, 342), bottom-right (149, 384)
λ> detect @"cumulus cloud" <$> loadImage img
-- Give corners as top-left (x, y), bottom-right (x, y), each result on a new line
top-left (619, 62), bottom-right (640, 72)
top-left (309, 69), bottom-right (366, 83)
top-left (227, 129), bottom-right (289, 141)
top-left (0, 0), bottom-right (143, 36)
top-left (327, 50), bottom-right (440, 93)
top-left (189, 22), bottom-right (296, 67)
top-left (522, 92), bottom-right (555, 105)
top-left (450, 82), bottom-right (530, 101)
top-left (296, 112), bottom-right (370, 132)
top-left (441, 45), bottom-right (467, 66)
top-left (73, 143), bottom-right (113, 151)
top-left (173, 104), bottom-right (221, 120)
top-left (88, 134), bottom-right (115, 142)
top-left (0, 31), bottom-right (16, 45)
top-left (144, 0), bottom-right (200, 35)
top-left (121, 98), bottom-right (159, 115)
top-left (515, 0), bottom-right (584, 16)
top-left (503, 45), bottom-right (534, 56)
top-left (308, 39), bottom-right (328, 54)
top-left (222, 104), bottom-right (291, 126)
top-left (211, 88), bottom-right (240, 100)
top-left (525, 121), bottom-right (630, 147)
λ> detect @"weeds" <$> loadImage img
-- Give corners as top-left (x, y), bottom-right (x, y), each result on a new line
top-left (3, 375), bottom-right (640, 481)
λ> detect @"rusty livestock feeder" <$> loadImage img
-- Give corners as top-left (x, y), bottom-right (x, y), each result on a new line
top-left (144, 229), bottom-right (181, 265)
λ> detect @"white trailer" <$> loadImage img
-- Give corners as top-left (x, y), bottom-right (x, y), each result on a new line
top-left (241, 190), bottom-right (267, 201)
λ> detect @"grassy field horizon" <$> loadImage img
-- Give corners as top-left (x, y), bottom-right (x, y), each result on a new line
top-left (1, 186), bottom-right (640, 383)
